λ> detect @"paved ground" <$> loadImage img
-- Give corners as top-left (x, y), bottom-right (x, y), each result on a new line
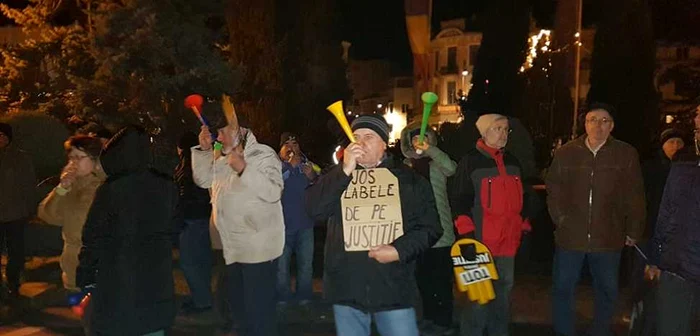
top-left (0, 254), bottom-right (634, 335)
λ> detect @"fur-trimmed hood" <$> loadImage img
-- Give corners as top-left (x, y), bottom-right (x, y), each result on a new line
top-left (400, 121), bottom-right (438, 159)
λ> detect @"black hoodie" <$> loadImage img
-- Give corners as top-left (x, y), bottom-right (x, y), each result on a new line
top-left (77, 126), bottom-right (178, 336)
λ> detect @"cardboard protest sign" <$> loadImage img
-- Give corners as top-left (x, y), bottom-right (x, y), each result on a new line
top-left (341, 168), bottom-right (404, 251)
top-left (451, 238), bottom-right (499, 304)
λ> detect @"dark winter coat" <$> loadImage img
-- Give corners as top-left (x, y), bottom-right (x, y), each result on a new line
top-left (650, 161), bottom-right (700, 286)
top-left (305, 154), bottom-right (441, 312)
top-left (0, 145), bottom-right (36, 222)
top-left (642, 151), bottom-right (672, 240)
top-left (174, 148), bottom-right (211, 220)
top-left (449, 139), bottom-right (537, 257)
top-left (673, 138), bottom-right (699, 163)
top-left (77, 127), bottom-right (178, 336)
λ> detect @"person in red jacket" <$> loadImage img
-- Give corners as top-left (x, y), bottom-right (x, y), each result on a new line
top-left (449, 113), bottom-right (536, 335)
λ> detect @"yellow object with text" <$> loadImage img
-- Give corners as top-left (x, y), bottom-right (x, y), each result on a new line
top-left (451, 238), bottom-right (499, 305)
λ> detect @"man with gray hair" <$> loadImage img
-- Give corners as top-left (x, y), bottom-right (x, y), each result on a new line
top-left (193, 113), bottom-right (284, 336)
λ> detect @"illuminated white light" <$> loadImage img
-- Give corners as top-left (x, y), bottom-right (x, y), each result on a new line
top-left (461, 70), bottom-right (469, 76)
top-left (383, 109), bottom-right (407, 145)
top-left (377, 104), bottom-right (383, 109)
top-left (332, 145), bottom-right (341, 165)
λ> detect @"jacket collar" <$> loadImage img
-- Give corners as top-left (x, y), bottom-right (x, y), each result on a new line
top-left (476, 138), bottom-right (504, 159)
top-left (573, 134), bottom-right (616, 151)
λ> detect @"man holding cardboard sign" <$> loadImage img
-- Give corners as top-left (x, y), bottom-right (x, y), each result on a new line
top-left (306, 114), bottom-right (442, 336)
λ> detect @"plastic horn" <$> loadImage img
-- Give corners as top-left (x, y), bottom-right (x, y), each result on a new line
top-left (326, 100), bottom-right (356, 143)
top-left (416, 92), bottom-right (438, 154)
top-left (184, 94), bottom-right (219, 147)
top-left (184, 94), bottom-right (206, 125)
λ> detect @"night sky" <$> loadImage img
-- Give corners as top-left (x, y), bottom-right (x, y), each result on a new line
top-left (339, 0), bottom-right (700, 72)
top-left (2, 0), bottom-right (699, 71)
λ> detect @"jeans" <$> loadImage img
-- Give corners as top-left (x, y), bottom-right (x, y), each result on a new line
top-left (416, 246), bottom-right (453, 327)
top-left (0, 220), bottom-right (25, 292)
top-left (228, 259), bottom-right (278, 336)
top-left (179, 218), bottom-right (213, 308)
top-left (460, 257), bottom-right (515, 336)
top-left (656, 271), bottom-right (700, 336)
top-left (333, 305), bottom-right (419, 336)
top-left (552, 248), bottom-right (621, 336)
top-left (276, 228), bottom-right (314, 302)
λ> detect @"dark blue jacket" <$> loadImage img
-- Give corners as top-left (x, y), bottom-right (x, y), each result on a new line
top-left (281, 156), bottom-right (314, 232)
top-left (649, 161), bottom-right (700, 285)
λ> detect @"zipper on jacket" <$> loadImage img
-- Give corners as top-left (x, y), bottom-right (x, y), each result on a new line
top-left (587, 157), bottom-right (596, 252)
top-left (487, 178), bottom-right (492, 209)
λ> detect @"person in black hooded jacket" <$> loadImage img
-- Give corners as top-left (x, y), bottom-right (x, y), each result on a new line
top-left (77, 126), bottom-right (178, 336)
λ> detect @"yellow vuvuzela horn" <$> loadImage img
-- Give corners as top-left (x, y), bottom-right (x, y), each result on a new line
top-left (327, 100), bottom-right (356, 143)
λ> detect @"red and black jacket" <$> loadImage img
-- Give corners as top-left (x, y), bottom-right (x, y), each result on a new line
top-left (449, 139), bottom-right (536, 257)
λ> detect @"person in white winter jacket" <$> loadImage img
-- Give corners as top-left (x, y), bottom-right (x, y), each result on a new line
top-left (192, 122), bottom-right (284, 336)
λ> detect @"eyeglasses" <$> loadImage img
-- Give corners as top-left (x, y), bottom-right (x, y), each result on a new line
top-left (488, 126), bottom-right (512, 134)
top-left (585, 118), bottom-right (613, 125)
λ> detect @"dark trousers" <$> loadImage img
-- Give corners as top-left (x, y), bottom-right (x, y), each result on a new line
top-left (228, 259), bottom-right (278, 336)
top-left (656, 271), bottom-right (700, 336)
top-left (0, 220), bottom-right (25, 293)
top-left (179, 218), bottom-right (213, 308)
top-left (276, 228), bottom-right (314, 302)
top-left (416, 246), bottom-right (454, 327)
top-left (213, 251), bottom-right (233, 330)
top-left (460, 257), bottom-right (515, 336)
top-left (552, 248), bottom-right (621, 336)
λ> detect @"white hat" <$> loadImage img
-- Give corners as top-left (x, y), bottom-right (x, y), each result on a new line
top-left (476, 114), bottom-right (507, 136)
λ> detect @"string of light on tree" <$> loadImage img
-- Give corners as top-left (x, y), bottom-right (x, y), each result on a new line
top-left (519, 29), bottom-right (578, 76)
